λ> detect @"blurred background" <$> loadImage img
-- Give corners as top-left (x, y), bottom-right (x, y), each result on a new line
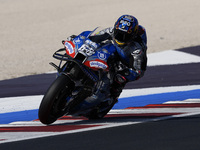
top-left (0, 0), bottom-right (200, 80)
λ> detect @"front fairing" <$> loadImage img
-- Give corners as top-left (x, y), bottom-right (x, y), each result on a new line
top-left (64, 28), bottom-right (117, 71)
top-left (83, 43), bottom-right (116, 71)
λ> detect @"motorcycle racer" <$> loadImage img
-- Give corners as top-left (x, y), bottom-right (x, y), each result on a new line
top-left (89, 15), bottom-right (147, 101)
top-left (67, 14), bottom-right (147, 106)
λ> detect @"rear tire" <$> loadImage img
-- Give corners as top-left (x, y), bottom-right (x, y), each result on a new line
top-left (38, 75), bottom-right (74, 125)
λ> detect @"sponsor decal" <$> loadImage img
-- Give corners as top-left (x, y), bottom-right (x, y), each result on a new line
top-left (120, 20), bottom-right (131, 26)
top-left (98, 52), bottom-right (106, 60)
top-left (85, 40), bottom-right (98, 49)
top-left (131, 49), bottom-right (141, 55)
top-left (65, 41), bottom-right (74, 54)
top-left (124, 15), bottom-right (134, 21)
top-left (74, 37), bottom-right (81, 44)
top-left (89, 61), bottom-right (108, 69)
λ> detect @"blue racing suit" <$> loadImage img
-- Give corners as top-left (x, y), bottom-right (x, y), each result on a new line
top-left (89, 25), bottom-right (147, 82)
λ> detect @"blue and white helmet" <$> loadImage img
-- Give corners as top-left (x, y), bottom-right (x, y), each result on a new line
top-left (114, 15), bottom-right (139, 45)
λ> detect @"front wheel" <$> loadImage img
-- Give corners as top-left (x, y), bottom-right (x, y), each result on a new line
top-left (38, 74), bottom-right (74, 125)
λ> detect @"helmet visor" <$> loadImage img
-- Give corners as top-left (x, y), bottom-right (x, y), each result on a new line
top-left (114, 29), bottom-right (132, 44)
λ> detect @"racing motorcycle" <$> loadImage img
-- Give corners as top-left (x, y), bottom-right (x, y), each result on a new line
top-left (38, 28), bottom-right (121, 125)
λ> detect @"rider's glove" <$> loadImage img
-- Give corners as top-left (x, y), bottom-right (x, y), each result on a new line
top-left (114, 74), bottom-right (127, 84)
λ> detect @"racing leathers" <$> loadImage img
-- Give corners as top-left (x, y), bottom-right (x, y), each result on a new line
top-left (89, 25), bottom-right (147, 100)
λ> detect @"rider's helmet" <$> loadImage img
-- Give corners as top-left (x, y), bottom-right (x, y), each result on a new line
top-left (113, 15), bottom-right (139, 46)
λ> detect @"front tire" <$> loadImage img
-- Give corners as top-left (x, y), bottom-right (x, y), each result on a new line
top-left (38, 74), bottom-right (74, 125)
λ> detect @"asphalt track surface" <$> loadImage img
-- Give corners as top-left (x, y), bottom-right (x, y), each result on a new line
top-left (0, 114), bottom-right (200, 150)
top-left (0, 46), bottom-right (200, 150)
top-left (1, 118), bottom-right (199, 150)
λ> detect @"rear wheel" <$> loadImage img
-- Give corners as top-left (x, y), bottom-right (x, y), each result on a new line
top-left (38, 74), bottom-right (74, 125)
